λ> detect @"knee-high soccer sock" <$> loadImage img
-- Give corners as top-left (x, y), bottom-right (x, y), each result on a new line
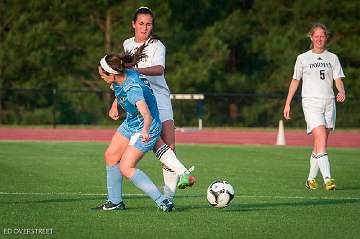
top-left (162, 165), bottom-right (178, 199)
top-left (307, 152), bottom-right (319, 180)
top-left (129, 169), bottom-right (165, 206)
top-left (316, 153), bottom-right (331, 183)
top-left (155, 144), bottom-right (188, 175)
top-left (106, 163), bottom-right (123, 204)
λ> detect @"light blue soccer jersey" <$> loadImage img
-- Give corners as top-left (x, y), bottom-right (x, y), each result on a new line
top-left (112, 69), bottom-right (161, 133)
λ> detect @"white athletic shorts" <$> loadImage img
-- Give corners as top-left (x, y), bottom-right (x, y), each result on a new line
top-left (302, 97), bottom-right (336, 134)
top-left (154, 92), bottom-right (174, 122)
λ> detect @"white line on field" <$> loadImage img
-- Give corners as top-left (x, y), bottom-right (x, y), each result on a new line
top-left (0, 191), bottom-right (359, 200)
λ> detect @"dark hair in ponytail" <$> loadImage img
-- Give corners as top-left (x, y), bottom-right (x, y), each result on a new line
top-left (100, 43), bottom-right (147, 75)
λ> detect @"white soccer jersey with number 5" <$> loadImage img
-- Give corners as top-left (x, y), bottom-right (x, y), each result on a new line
top-left (292, 50), bottom-right (345, 98)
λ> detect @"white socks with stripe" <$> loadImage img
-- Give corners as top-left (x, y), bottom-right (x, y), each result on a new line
top-left (155, 144), bottom-right (188, 175)
top-left (155, 144), bottom-right (188, 199)
top-left (307, 152), bottom-right (319, 180)
top-left (162, 166), bottom-right (178, 199)
top-left (316, 153), bottom-right (331, 183)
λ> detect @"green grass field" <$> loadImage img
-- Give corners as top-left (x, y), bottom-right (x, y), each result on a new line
top-left (0, 141), bottom-right (359, 239)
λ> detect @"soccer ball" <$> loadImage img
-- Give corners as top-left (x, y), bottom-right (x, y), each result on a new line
top-left (206, 180), bottom-right (235, 208)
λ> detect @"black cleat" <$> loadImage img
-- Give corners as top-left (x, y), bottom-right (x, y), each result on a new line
top-left (92, 201), bottom-right (126, 211)
top-left (158, 199), bottom-right (174, 212)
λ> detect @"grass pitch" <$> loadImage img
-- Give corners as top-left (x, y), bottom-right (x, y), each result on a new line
top-left (0, 141), bottom-right (359, 239)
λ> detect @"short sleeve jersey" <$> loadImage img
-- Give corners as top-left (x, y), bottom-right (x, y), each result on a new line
top-left (112, 69), bottom-right (160, 131)
top-left (123, 37), bottom-right (170, 96)
top-left (292, 50), bottom-right (345, 98)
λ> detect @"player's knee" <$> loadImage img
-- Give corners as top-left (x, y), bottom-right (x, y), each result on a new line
top-left (119, 164), bottom-right (132, 178)
top-left (104, 150), bottom-right (117, 166)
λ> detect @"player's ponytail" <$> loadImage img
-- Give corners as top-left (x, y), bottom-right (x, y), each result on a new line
top-left (99, 43), bottom-right (147, 75)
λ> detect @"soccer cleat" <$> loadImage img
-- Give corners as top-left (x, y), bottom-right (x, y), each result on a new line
top-left (92, 201), bottom-right (126, 211)
top-left (305, 179), bottom-right (318, 190)
top-left (325, 178), bottom-right (336, 191)
top-left (177, 166), bottom-right (196, 189)
top-left (177, 174), bottom-right (196, 189)
top-left (158, 198), bottom-right (174, 212)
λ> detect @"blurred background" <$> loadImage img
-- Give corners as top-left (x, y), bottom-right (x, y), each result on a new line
top-left (0, 0), bottom-right (359, 128)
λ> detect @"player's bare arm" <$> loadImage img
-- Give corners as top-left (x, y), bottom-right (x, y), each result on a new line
top-left (135, 65), bottom-right (164, 76)
top-left (284, 79), bottom-right (300, 120)
top-left (109, 98), bottom-right (119, 120)
top-left (136, 100), bottom-right (152, 142)
top-left (335, 78), bottom-right (346, 103)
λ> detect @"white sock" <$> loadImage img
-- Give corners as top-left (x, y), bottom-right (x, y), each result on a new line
top-left (155, 144), bottom-right (188, 175)
top-left (316, 153), bottom-right (331, 183)
top-left (162, 165), bottom-right (178, 199)
top-left (307, 152), bottom-right (319, 180)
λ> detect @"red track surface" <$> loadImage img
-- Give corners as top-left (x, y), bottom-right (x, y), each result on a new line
top-left (0, 127), bottom-right (359, 148)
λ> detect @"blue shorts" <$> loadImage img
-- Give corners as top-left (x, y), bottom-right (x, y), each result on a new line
top-left (117, 121), bottom-right (161, 153)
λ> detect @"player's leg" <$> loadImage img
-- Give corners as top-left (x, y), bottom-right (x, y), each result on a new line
top-left (313, 126), bottom-right (335, 190)
top-left (302, 98), bottom-right (325, 190)
top-left (120, 145), bottom-right (173, 212)
top-left (319, 99), bottom-right (336, 190)
top-left (305, 151), bottom-right (319, 190)
top-left (154, 135), bottom-right (195, 189)
top-left (154, 94), bottom-right (181, 198)
top-left (158, 120), bottom-right (179, 198)
top-left (92, 131), bottom-right (128, 210)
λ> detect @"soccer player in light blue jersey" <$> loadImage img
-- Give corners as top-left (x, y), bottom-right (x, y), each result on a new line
top-left (93, 46), bottom-right (193, 212)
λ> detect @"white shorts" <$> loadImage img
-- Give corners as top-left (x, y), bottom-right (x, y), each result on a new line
top-left (302, 98), bottom-right (336, 134)
top-left (154, 92), bottom-right (174, 122)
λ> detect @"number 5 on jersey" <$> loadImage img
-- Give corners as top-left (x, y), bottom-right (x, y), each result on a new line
top-left (320, 70), bottom-right (325, 80)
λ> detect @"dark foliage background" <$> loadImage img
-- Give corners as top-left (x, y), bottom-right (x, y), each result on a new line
top-left (1, 0), bottom-right (359, 127)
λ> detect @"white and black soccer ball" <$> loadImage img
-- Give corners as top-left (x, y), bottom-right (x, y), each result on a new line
top-left (207, 180), bottom-right (235, 208)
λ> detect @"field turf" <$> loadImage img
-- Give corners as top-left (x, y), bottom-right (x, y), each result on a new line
top-left (0, 141), bottom-right (359, 238)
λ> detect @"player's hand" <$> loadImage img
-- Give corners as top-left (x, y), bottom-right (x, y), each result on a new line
top-left (108, 106), bottom-right (119, 120)
top-left (283, 105), bottom-right (291, 120)
top-left (336, 91), bottom-right (346, 103)
top-left (141, 131), bottom-right (150, 143)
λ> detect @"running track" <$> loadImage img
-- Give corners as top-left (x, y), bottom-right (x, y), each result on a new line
top-left (0, 127), bottom-right (359, 148)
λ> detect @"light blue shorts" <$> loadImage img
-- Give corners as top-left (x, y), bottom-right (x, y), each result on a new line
top-left (117, 121), bottom-right (161, 153)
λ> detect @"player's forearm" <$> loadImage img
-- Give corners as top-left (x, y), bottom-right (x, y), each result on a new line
top-left (142, 112), bottom-right (152, 133)
top-left (285, 80), bottom-right (300, 106)
top-left (335, 78), bottom-right (345, 94)
top-left (135, 65), bottom-right (164, 76)
top-left (111, 98), bottom-right (118, 110)
top-left (136, 100), bottom-right (152, 132)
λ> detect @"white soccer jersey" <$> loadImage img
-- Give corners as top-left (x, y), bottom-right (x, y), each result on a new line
top-left (123, 37), bottom-right (170, 96)
top-left (293, 50), bottom-right (345, 98)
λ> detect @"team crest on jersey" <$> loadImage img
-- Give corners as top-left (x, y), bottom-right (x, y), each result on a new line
top-left (143, 79), bottom-right (150, 85)
top-left (119, 96), bottom-right (126, 103)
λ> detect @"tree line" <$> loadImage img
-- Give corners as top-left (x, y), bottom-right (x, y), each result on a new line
top-left (0, 0), bottom-right (359, 126)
